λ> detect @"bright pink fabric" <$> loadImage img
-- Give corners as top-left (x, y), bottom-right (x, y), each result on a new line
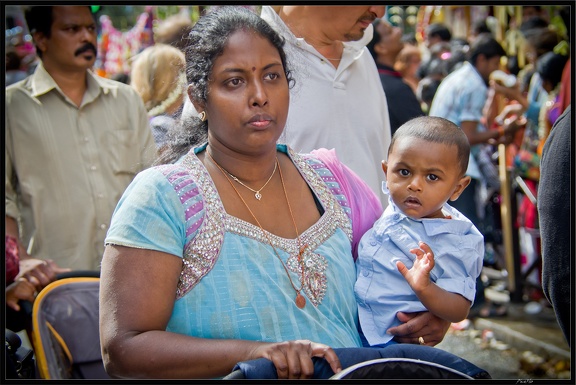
top-left (5, 235), bottom-right (20, 284)
top-left (311, 148), bottom-right (383, 260)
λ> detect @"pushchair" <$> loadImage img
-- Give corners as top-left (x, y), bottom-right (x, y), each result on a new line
top-left (224, 345), bottom-right (491, 379)
top-left (30, 274), bottom-right (109, 379)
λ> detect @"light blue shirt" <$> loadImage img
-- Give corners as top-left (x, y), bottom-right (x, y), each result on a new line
top-left (429, 61), bottom-right (487, 180)
top-left (354, 196), bottom-right (484, 346)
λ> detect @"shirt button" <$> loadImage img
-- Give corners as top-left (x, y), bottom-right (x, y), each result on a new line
top-left (393, 214), bottom-right (400, 220)
top-left (362, 269), bottom-right (369, 277)
top-left (84, 137), bottom-right (90, 142)
top-left (99, 224), bottom-right (107, 230)
top-left (370, 240), bottom-right (377, 246)
top-left (90, 165), bottom-right (97, 171)
top-left (97, 193), bottom-right (104, 199)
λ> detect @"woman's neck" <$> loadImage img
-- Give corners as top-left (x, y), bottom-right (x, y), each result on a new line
top-left (205, 144), bottom-right (278, 184)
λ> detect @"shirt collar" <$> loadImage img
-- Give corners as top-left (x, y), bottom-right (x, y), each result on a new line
top-left (381, 186), bottom-right (474, 236)
top-left (29, 61), bottom-right (119, 100)
top-left (376, 63), bottom-right (402, 77)
top-left (463, 61), bottom-right (487, 88)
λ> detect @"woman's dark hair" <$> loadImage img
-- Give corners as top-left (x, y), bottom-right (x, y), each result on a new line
top-left (536, 51), bottom-right (569, 88)
top-left (156, 6), bottom-right (294, 165)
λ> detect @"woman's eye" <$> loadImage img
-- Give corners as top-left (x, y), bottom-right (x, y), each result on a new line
top-left (226, 78), bottom-right (243, 87)
top-left (265, 73), bottom-right (280, 81)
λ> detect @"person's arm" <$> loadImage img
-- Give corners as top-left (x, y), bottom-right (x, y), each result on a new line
top-left (6, 279), bottom-right (36, 311)
top-left (490, 81), bottom-right (529, 111)
top-left (396, 242), bottom-right (471, 323)
top-left (460, 118), bottom-right (524, 147)
top-left (99, 245), bottom-right (341, 379)
top-left (387, 311), bottom-right (451, 346)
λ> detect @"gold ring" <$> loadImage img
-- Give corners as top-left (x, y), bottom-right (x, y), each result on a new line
top-left (418, 336), bottom-right (425, 345)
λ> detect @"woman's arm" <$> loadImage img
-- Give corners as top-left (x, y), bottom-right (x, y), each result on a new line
top-left (99, 245), bottom-right (341, 379)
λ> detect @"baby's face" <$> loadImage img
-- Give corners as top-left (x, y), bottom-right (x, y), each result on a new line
top-left (383, 137), bottom-right (470, 219)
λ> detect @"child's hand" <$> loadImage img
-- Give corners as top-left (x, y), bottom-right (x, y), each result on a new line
top-left (397, 241), bottom-right (435, 292)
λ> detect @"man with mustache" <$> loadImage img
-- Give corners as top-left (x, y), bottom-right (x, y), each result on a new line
top-left (261, 6), bottom-right (452, 347)
top-left (261, 6), bottom-right (392, 205)
top-left (5, 6), bottom-right (157, 275)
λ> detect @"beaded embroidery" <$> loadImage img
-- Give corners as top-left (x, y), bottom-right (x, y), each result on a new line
top-left (170, 147), bottom-right (353, 302)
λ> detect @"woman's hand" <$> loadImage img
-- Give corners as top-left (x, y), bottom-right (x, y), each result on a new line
top-left (387, 311), bottom-right (450, 346)
top-left (252, 339), bottom-right (341, 379)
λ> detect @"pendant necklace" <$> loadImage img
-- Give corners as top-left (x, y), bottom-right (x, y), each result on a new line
top-left (206, 149), bottom-right (308, 308)
top-left (224, 159), bottom-right (277, 201)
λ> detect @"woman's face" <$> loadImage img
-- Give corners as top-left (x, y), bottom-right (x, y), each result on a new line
top-left (203, 29), bottom-right (289, 155)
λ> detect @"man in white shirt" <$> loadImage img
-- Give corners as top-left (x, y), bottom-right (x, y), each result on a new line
top-left (261, 6), bottom-right (392, 205)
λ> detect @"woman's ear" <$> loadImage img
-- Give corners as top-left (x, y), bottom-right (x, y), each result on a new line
top-left (449, 175), bottom-right (471, 201)
top-left (187, 84), bottom-right (205, 115)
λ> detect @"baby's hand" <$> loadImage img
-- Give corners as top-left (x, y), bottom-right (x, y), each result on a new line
top-left (396, 241), bottom-right (435, 292)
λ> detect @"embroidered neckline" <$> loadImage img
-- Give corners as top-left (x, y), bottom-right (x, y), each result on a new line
top-left (174, 146), bottom-right (352, 306)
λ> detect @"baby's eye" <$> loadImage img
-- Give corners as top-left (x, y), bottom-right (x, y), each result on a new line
top-left (399, 169), bottom-right (410, 176)
top-left (427, 174), bottom-right (439, 181)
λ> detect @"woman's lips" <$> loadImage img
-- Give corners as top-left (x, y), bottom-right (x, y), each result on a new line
top-left (248, 114), bottom-right (273, 128)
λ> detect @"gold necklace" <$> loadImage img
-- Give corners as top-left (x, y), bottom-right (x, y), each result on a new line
top-left (206, 149), bottom-right (308, 309)
top-left (208, 153), bottom-right (277, 201)
top-left (228, 161), bottom-right (277, 200)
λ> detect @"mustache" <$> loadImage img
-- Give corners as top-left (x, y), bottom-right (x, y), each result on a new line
top-left (74, 43), bottom-right (97, 57)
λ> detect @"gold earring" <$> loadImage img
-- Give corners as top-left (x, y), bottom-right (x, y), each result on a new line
top-left (198, 111), bottom-right (206, 122)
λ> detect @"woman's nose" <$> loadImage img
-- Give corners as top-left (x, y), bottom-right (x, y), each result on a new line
top-left (250, 81), bottom-right (268, 107)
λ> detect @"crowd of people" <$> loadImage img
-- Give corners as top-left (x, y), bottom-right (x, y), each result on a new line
top-left (5, 4), bottom-right (571, 379)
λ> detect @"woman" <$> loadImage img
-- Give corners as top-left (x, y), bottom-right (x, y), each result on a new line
top-left (130, 43), bottom-right (187, 148)
top-left (99, 7), bottom-right (453, 379)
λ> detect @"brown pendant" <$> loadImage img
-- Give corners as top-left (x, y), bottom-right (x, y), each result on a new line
top-left (295, 293), bottom-right (306, 309)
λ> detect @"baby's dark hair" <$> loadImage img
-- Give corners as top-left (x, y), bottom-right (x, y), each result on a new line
top-left (156, 6), bottom-right (294, 165)
top-left (389, 116), bottom-right (470, 176)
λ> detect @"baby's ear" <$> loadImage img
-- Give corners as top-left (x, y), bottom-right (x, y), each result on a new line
top-left (381, 160), bottom-right (388, 176)
top-left (449, 175), bottom-right (471, 201)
